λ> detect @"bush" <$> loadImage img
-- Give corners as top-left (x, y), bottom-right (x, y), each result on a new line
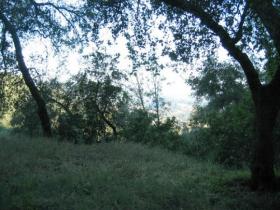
top-left (121, 109), bottom-right (182, 151)
top-left (181, 92), bottom-right (257, 168)
top-left (10, 96), bottom-right (42, 136)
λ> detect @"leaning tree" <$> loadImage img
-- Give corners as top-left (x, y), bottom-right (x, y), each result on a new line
top-left (0, 0), bottom-right (126, 136)
top-left (151, 0), bottom-right (280, 190)
top-left (0, 0), bottom-right (90, 136)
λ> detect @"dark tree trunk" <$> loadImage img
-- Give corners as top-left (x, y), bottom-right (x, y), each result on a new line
top-left (161, 0), bottom-right (280, 191)
top-left (36, 98), bottom-right (52, 137)
top-left (0, 13), bottom-right (52, 137)
top-left (251, 85), bottom-right (278, 190)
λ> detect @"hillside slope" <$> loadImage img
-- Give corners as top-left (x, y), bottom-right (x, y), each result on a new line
top-left (0, 134), bottom-right (279, 210)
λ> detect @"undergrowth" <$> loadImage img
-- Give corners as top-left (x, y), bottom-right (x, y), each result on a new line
top-left (0, 134), bottom-right (279, 210)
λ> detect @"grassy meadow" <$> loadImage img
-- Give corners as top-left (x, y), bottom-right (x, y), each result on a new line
top-left (0, 131), bottom-right (280, 210)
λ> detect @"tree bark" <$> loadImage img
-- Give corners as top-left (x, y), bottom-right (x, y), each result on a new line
top-left (161, 0), bottom-right (280, 191)
top-left (0, 13), bottom-right (52, 137)
top-left (251, 85), bottom-right (278, 190)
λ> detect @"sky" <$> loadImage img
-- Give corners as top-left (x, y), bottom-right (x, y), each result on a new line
top-left (17, 0), bottom-right (233, 123)
top-left (22, 16), bottom-right (230, 123)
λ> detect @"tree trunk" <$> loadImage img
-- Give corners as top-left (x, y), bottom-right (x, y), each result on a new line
top-left (36, 100), bottom-right (52, 137)
top-left (135, 73), bottom-right (146, 111)
top-left (251, 85), bottom-right (278, 190)
top-left (0, 13), bottom-right (52, 137)
top-left (94, 103), bottom-right (118, 138)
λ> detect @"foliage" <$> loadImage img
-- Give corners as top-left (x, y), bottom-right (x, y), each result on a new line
top-left (122, 109), bottom-right (182, 151)
top-left (0, 0), bottom-right (134, 136)
top-left (11, 94), bottom-right (41, 136)
top-left (185, 58), bottom-right (254, 167)
top-left (185, 57), bottom-right (280, 167)
top-left (10, 72), bottom-right (129, 143)
top-left (188, 57), bottom-right (246, 110)
top-left (151, 0), bottom-right (279, 71)
top-left (0, 74), bottom-right (25, 117)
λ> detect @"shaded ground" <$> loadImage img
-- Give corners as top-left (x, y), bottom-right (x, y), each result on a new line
top-left (0, 134), bottom-right (279, 210)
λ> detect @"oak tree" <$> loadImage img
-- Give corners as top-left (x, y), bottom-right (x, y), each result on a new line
top-left (156, 0), bottom-right (280, 190)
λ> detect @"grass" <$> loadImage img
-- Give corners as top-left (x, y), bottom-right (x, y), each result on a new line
top-left (0, 134), bottom-right (279, 210)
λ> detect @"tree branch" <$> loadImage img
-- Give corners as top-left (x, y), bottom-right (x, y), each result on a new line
top-left (30, 0), bottom-right (83, 38)
top-left (247, 0), bottom-right (280, 93)
top-left (0, 26), bottom-right (8, 69)
top-left (85, 81), bottom-right (118, 137)
top-left (48, 97), bottom-right (73, 117)
top-left (249, 0), bottom-right (280, 55)
top-left (31, 0), bottom-right (81, 17)
top-left (233, 3), bottom-right (249, 44)
top-left (0, 12), bottom-right (40, 98)
top-left (94, 102), bottom-right (118, 137)
top-left (162, 0), bottom-right (261, 96)
top-left (0, 11), bottom-right (52, 136)
top-left (134, 73), bottom-right (146, 111)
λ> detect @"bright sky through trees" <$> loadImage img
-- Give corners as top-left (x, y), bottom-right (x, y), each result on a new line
top-left (18, 0), bottom-right (231, 122)
top-left (22, 27), bottom-right (230, 121)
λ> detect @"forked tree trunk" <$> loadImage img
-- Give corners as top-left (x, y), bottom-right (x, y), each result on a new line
top-left (251, 85), bottom-right (278, 190)
top-left (0, 13), bottom-right (52, 137)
